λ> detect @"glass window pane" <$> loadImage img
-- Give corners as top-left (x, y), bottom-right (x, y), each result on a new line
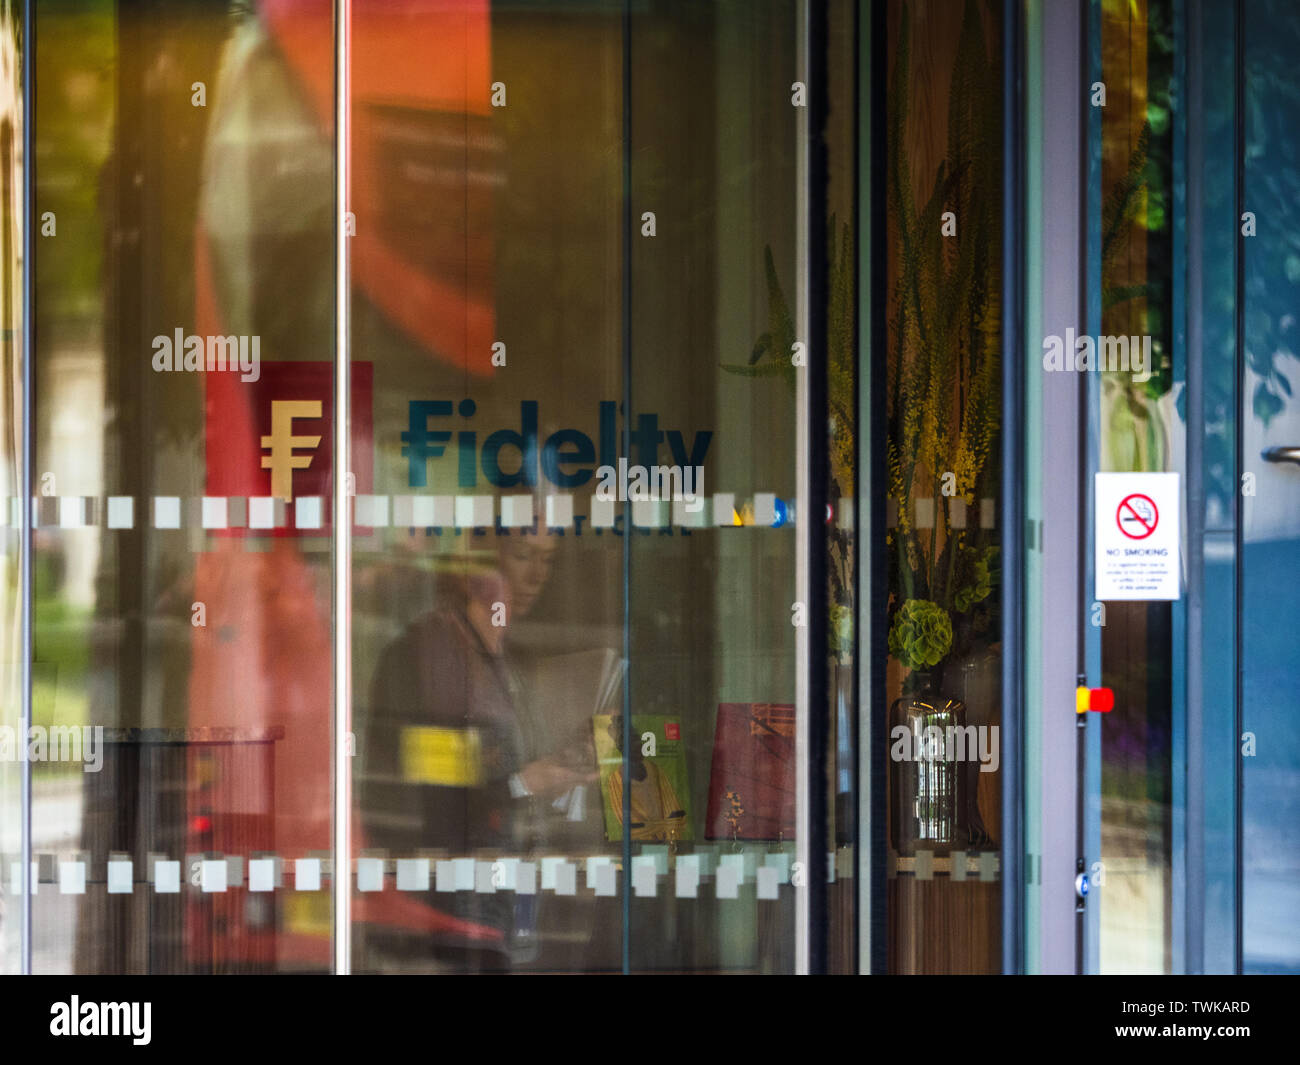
top-left (0, 0), bottom-right (23, 978)
top-left (349, 0), bottom-right (856, 974)
top-left (350, 0), bottom-right (626, 973)
top-left (883, 0), bottom-right (1004, 973)
top-left (27, 0), bottom-right (336, 973)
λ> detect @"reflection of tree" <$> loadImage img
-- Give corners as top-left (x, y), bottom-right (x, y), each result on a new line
top-left (36, 6), bottom-right (116, 322)
top-left (1242, 0), bottom-right (1300, 426)
top-left (1107, 0), bottom-right (1298, 489)
top-left (1100, 116), bottom-right (1170, 473)
top-left (724, 215), bottom-right (858, 661)
top-left (1100, 0), bottom-right (1173, 474)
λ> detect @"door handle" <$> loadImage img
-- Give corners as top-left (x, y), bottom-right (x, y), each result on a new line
top-left (1262, 445), bottom-right (1300, 465)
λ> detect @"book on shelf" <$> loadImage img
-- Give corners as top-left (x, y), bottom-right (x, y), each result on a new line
top-left (704, 702), bottom-right (796, 842)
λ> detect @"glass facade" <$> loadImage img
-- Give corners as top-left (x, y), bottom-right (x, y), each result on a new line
top-left (2, 0), bottom-right (860, 975)
top-left (0, 0), bottom-right (1295, 979)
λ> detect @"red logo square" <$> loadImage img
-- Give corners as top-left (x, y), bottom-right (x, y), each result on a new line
top-left (204, 361), bottom-right (373, 534)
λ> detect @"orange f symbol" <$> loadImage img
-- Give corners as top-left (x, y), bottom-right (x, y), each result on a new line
top-left (261, 400), bottom-right (322, 500)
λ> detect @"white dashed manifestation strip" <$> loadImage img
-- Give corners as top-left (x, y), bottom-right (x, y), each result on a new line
top-left (589, 495), bottom-right (615, 528)
top-left (108, 497), bottom-right (134, 528)
top-left (154, 497), bottom-right (181, 530)
top-left (58, 860), bottom-right (86, 895)
top-left (248, 497), bottom-right (284, 530)
top-left (980, 497), bottom-right (996, 529)
top-left (153, 861), bottom-right (180, 894)
top-left (58, 497), bottom-right (87, 528)
top-left (395, 858), bottom-right (430, 892)
top-left (630, 499), bottom-right (668, 528)
top-left (545, 494), bottom-right (573, 528)
top-left (296, 497), bottom-right (323, 529)
top-left (8, 493), bottom-right (801, 533)
top-left (712, 493), bottom-right (734, 526)
top-left (200, 859), bottom-right (226, 892)
top-left (585, 855), bottom-right (614, 891)
top-left (354, 494), bottom-right (389, 527)
top-left (9, 845), bottom-right (860, 898)
top-left (631, 855), bottom-right (657, 897)
top-left (882, 496), bottom-right (995, 532)
top-left (107, 859), bottom-right (133, 894)
top-left (914, 497), bottom-right (935, 529)
top-left (249, 858), bottom-right (279, 892)
top-left (201, 496), bottom-right (228, 529)
top-left (453, 495), bottom-right (491, 529)
top-left (675, 855), bottom-right (700, 898)
top-left (295, 858), bottom-right (322, 892)
top-left (356, 857), bottom-right (384, 893)
top-left (674, 497), bottom-right (708, 527)
top-left (498, 495), bottom-right (533, 527)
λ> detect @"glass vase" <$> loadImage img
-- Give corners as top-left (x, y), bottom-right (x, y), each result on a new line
top-left (890, 674), bottom-right (967, 855)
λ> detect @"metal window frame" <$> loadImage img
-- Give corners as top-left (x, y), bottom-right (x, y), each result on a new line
top-left (1000, 0), bottom-right (1027, 977)
top-left (18, 0), bottom-right (33, 978)
top-left (332, 0), bottom-right (352, 978)
top-left (859, 0), bottom-right (888, 976)
top-left (1037, 0), bottom-right (1087, 977)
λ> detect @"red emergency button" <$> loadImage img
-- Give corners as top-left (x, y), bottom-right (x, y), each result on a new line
top-left (1076, 687), bottom-right (1114, 713)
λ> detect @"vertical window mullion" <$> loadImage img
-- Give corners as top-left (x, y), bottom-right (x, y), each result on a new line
top-left (332, 0), bottom-right (352, 977)
top-left (19, 0), bottom-right (34, 979)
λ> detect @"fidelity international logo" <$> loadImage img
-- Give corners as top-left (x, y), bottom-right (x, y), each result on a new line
top-left (203, 360), bottom-right (374, 535)
top-left (202, 362), bottom-right (717, 535)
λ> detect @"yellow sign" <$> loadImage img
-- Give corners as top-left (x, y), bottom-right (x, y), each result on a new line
top-left (285, 892), bottom-right (331, 938)
top-left (400, 726), bottom-right (483, 787)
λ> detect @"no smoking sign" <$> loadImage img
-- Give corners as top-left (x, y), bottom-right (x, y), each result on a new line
top-left (1096, 473), bottom-right (1180, 601)
top-left (1117, 493), bottom-right (1158, 539)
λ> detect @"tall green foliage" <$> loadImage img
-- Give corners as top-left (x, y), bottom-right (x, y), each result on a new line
top-left (886, 0), bottom-right (1002, 682)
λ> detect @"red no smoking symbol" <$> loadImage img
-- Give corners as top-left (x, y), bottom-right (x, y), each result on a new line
top-left (1117, 493), bottom-right (1158, 539)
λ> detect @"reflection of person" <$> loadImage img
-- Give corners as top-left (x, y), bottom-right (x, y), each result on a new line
top-left (361, 531), bottom-right (594, 966)
top-left (604, 716), bottom-right (687, 843)
top-left (493, 535), bottom-right (598, 804)
top-left (496, 540), bottom-right (598, 806)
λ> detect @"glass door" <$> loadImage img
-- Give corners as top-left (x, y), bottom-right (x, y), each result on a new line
top-left (880, 0), bottom-right (1007, 973)
top-left (0, 0), bottom-right (863, 975)
top-left (346, 0), bottom-right (859, 975)
top-left (21, 0), bottom-right (338, 974)
top-left (1239, 0), bottom-right (1300, 976)
top-left (1086, 0), bottom-right (1300, 975)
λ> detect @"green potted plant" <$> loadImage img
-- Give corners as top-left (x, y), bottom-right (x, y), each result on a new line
top-left (885, 0), bottom-right (1001, 852)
